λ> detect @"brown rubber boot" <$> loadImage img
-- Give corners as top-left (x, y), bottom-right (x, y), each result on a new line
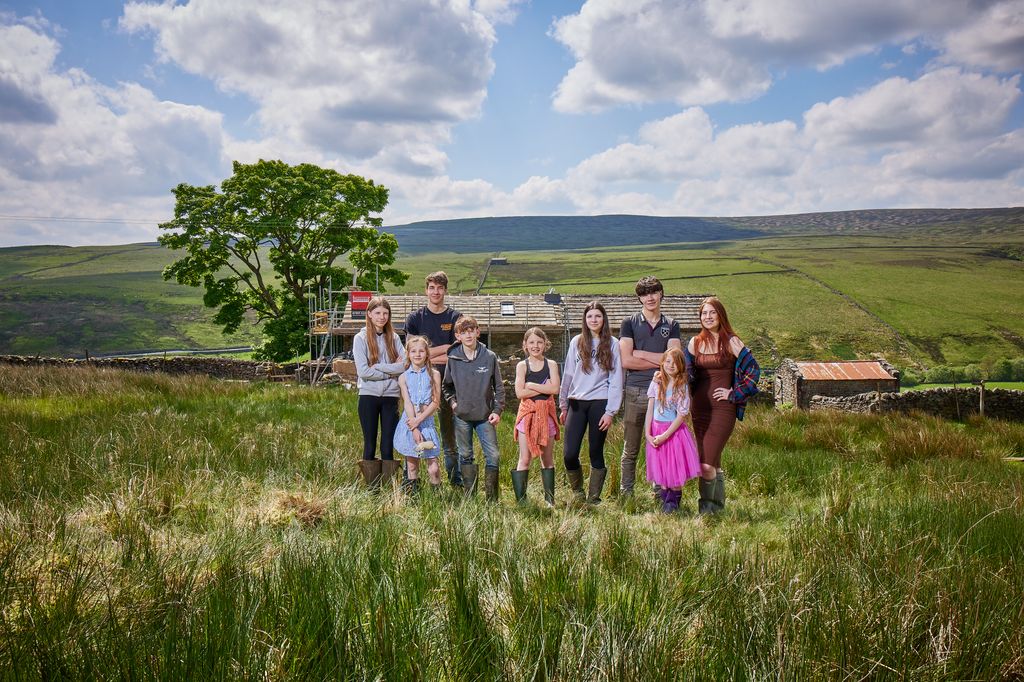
top-left (358, 459), bottom-right (382, 489)
top-left (587, 467), bottom-right (608, 504)
top-left (380, 459), bottom-right (401, 489)
top-left (566, 468), bottom-right (585, 503)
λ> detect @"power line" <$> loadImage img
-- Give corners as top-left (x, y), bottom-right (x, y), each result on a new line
top-left (0, 214), bottom-right (389, 229)
top-left (0, 214), bottom-right (162, 225)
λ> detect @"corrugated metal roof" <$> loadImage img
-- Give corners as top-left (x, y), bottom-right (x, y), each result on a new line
top-left (796, 361), bottom-right (894, 381)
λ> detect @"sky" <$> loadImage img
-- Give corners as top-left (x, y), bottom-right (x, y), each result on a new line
top-left (1, 0), bottom-right (1023, 247)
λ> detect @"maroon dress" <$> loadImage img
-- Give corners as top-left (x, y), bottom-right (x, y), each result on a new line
top-left (691, 352), bottom-right (736, 468)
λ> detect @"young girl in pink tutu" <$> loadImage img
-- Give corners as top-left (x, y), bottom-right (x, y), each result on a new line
top-left (644, 347), bottom-right (701, 513)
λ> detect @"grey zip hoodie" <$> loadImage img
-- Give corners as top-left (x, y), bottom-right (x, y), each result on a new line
top-left (442, 341), bottom-right (505, 421)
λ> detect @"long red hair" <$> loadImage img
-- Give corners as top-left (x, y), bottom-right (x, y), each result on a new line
top-left (695, 297), bottom-right (737, 361)
top-left (655, 347), bottom-right (688, 407)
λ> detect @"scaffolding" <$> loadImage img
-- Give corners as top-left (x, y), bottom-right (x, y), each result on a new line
top-left (307, 277), bottom-right (350, 385)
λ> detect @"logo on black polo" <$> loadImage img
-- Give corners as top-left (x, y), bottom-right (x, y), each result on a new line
top-left (660, 327), bottom-right (670, 338)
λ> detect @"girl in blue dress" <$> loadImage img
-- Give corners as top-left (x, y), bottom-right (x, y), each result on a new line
top-left (394, 335), bottom-right (442, 491)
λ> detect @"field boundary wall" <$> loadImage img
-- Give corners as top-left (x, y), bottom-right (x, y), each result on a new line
top-left (809, 387), bottom-right (1024, 422)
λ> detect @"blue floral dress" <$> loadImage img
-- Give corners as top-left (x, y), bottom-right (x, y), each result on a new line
top-left (393, 366), bottom-right (441, 459)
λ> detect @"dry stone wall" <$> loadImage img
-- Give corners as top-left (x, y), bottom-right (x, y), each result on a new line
top-left (809, 387), bottom-right (1024, 421)
top-left (0, 354), bottom-right (285, 381)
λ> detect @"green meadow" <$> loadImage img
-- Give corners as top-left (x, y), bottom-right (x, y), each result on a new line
top-left (1, 364), bottom-right (1022, 678)
top-left (2, 210), bottom-right (1023, 369)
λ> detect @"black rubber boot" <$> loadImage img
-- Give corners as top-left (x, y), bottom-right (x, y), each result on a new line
top-left (587, 467), bottom-right (608, 504)
top-left (541, 467), bottom-right (556, 507)
top-left (460, 463), bottom-right (478, 496)
top-left (566, 468), bottom-right (585, 503)
top-left (511, 469), bottom-right (529, 503)
top-left (484, 467), bottom-right (499, 502)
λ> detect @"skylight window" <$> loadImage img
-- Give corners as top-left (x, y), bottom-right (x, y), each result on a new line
top-left (500, 302), bottom-right (515, 316)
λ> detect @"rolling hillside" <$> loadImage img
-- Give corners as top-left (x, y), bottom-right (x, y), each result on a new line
top-left (1, 208), bottom-right (1022, 364)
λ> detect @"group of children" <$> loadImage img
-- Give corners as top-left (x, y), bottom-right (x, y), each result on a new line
top-left (354, 289), bottom-right (705, 513)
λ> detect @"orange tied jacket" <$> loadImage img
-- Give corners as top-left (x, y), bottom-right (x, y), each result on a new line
top-left (514, 396), bottom-right (561, 457)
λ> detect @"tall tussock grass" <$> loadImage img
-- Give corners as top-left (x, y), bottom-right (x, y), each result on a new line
top-left (1, 365), bottom-right (1022, 678)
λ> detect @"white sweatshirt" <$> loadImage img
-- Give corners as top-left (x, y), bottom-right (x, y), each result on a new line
top-left (558, 334), bottom-right (624, 415)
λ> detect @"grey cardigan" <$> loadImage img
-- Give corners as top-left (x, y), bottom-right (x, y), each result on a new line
top-left (353, 329), bottom-right (406, 397)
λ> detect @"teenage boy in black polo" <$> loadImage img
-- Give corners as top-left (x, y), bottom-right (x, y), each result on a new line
top-left (618, 276), bottom-right (681, 496)
top-left (405, 271), bottom-right (463, 487)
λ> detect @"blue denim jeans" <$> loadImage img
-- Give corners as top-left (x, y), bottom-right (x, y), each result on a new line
top-left (453, 415), bottom-right (500, 471)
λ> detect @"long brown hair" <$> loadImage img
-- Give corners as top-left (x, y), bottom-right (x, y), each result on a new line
top-left (695, 297), bottom-right (737, 361)
top-left (656, 347), bottom-right (688, 407)
top-left (579, 301), bottom-right (614, 374)
top-left (364, 296), bottom-right (399, 365)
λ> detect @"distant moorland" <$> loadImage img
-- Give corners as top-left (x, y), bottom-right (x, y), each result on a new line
top-left (1, 208), bottom-right (1022, 367)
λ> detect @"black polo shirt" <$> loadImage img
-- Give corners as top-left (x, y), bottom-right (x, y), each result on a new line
top-left (405, 305), bottom-right (461, 369)
top-left (620, 311), bottom-right (680, 388)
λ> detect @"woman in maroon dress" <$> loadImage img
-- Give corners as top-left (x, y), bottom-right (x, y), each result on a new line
top-left (684, 297), bottom-right (760, 514)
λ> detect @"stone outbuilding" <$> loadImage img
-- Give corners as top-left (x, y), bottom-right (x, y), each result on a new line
top-left (775, 359), bottom-right (900, 409)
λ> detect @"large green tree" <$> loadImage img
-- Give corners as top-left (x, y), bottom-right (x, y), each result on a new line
top-left (159, 159), bottom-right (407, 361)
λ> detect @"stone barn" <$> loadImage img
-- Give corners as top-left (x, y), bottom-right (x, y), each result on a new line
top-left (309, 292), bottom-right (709, 383)
top-left (775, 359), bottom-right (900, 409)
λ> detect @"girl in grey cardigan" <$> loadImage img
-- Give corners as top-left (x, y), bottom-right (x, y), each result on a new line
top-left (353, 297), bottom-right (406, 487)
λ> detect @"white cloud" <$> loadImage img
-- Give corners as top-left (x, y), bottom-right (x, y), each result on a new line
top-left (540, 68), bottom-right (1024, 217)
top-left (551, 0), bottom-right (1023, 113)
top-left (805, 68), bottom-right (1021, 149)
top-left (120, 0), bottom-right (499, 173)
top-left (0, 19), bottom-right (230, 246)
top-left (939, 1), bottom-right (1024, 72)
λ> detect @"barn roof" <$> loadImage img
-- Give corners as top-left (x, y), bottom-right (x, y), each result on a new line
top-left (796, 361), bottom-right (895, 381)
top-left (313, 293), bottom-right (710, 335)
top-left (561, 294), bottom-right (709, 332)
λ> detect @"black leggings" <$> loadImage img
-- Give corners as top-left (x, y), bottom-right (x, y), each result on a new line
top-left (562, 399), bottom-right (608, 471)
top-left (357, 395), bottom-right (399, 461)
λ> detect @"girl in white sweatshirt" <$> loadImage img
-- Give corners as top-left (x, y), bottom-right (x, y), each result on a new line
top-left (558, 302), bottom-right (623, 503)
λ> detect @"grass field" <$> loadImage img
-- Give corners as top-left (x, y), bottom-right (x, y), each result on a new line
top-left (1, 365), bottom-right (1022, 678)
top-left (0, 244), bottom-right (260, 356)
top-left (2, 211), bottom-right (1023, 367)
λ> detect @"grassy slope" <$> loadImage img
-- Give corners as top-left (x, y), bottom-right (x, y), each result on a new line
top-left (0, 243), bottom-right (260, 355)
top-left (2, 209), bottom-right (1023, 365)
top-left (1, 365), bottom-right (1021, 677)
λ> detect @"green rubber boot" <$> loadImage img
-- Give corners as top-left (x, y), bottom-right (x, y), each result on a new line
top-left (511, 469), bottom-right (529, 503)
top-left (698, 476), bottom-right (717, 515)
top-left (541, 467), bottom-right (556, 507)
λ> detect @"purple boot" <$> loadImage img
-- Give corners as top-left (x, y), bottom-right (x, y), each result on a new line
top-left (664, 489), bottom-right (681, 513)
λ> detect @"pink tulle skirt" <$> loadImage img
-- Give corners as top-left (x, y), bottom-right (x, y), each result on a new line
top-left (646, 420), bottom-right (701, 488)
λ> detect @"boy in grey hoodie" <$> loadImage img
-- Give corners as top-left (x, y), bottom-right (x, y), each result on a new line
top-left (441, 315), bottom-right (504, 500)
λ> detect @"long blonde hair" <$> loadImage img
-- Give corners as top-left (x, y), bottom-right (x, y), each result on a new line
top-left (404, 335), bottom-right (431, 369)
top-left (655, 347), bottom-right (688, 407)
top-left (364, 296), bottom-right (399, 365)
